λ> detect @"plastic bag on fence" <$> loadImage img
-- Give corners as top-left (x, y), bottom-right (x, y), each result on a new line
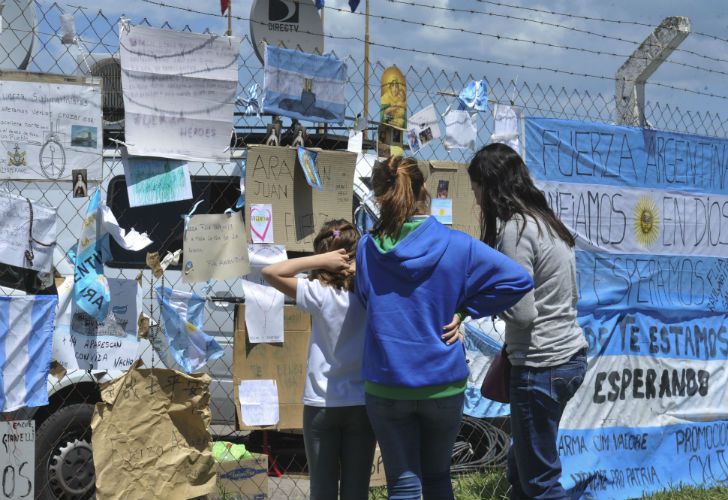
top-left (91, 361), bottom-right (215, 500)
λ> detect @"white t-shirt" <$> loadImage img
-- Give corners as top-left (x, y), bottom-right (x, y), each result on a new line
top-left (296, 278), bottom-right (367, 407)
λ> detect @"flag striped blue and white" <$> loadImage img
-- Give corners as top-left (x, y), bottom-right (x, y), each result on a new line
top-left (0, 295), bottom-right (57, 412)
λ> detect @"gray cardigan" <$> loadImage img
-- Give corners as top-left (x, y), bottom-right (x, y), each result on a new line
top-left (497, 215), bottom-right (588, 367)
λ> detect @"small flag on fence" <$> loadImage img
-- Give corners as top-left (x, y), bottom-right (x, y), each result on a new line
top-left (263, 45), bottom-right (347, 124)
top-left (220, 0), bottom-right (230, 15)
top-left (0, 294), bottom-right (58, 412)
top-left (314, 1), bottom-right (361, 11)
top-left (156, 287), bottom-right (224, 374)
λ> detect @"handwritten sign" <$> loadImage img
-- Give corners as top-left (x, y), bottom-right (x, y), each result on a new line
top-left (0, 192), bottom-right (57, 272)
top-left (120, 25), bottom-right (240, 163)
top-left (182, 213), bottom-right (249, 283)
top-left (0, 420), bottom-right (34, 500)
top-left (245, 145), bottom-right (356, 252)
top-left (524, 117), bottom-right (728, 499)
top-left (123, 155), bottom-right (192, 207)
top-left (53, 277), bottom-right (141, 371)
top-left (0, 78), bottom-right (102, 181)
top-left (238, 379), bottom-right (279, 426)
top-left (249, 204), bottom-right (274, 244)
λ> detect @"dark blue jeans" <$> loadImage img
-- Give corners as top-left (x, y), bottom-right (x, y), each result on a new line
top-left (303, 405), bottom-right (377, 500)
top-left (365, 393), bottom-right (464, 500)
top-left (508, 351), bottom-right (587, 500)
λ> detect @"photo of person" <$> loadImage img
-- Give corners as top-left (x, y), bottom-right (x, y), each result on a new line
top-left (437, 180), bottom-right (449, 199)
top-left (72, 169), bottom-right (88, 198)
top-left (407, 127), bottom-right (421, 153)
top-left (297, 146), bottom-right (323, 191)
top-left (418, 126), bottom-right (434, 145)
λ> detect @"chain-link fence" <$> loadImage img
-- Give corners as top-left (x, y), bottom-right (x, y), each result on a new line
top-left (0, 1), bottom-right (726, 499)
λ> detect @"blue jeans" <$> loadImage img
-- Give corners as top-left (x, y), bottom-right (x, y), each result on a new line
top-left (365, 392), bottom-right (464, 500)
top-left (508, 351), bottom-right (587, 500)
top-left (303, 405), bottom-right (376, 500)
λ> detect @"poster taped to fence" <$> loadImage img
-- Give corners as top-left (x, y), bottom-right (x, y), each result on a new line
top-left (92, 362), bottom-right (215, 500)
top-left (0, 420), bottom-right (35, 499)
top-left (0, 77), bottom-right (102, 181)
top-left (53, 277), bottom-right (141, 371)
top-left (120, 25), bottom-right (240, 163)
top-left (245, 145), bottom-right (356, 251)
top-left (0, 192), bottom-right (57, 272)
top-left (182, 213), bottom-right (249, 283)
top-left (521, 116), bottom-right (728, 500)
top-left (122, 155), bottom-right (193, 207)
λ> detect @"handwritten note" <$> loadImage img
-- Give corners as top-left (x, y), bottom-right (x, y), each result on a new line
top-left (0, 79), bottom-right (102, 181)
top-left (120, 25), bottom-right (240, 163)
top-left (238, 379), bottom-right (279, 427)
top-left (249, 204), bottom-right (274, 244)
top-left (183, 213), bottom-right (249, 283)
top-left (0, 192), bottom-right (57, 272)
top-left (242, 245), bottom-right (286, 343)
top-left (0, 420), bottom-right (34, 499)
top-left (123, 155), bottom-right (192, 207)
top-left (53, 277), bottom-right (141, 371)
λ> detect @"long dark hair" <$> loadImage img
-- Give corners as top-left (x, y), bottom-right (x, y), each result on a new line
top-left (467, 143), bottom-right (575, 248)
top-left (371, 156), bottom-right (430, 238)
top-left (309, 219), bottom-right (359, 291)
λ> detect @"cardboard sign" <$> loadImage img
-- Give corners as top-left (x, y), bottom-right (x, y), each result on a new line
top-left (211, 453), bottom-right (269, 500)
top-left (0, 420), bottom-right (34, 499)
top-left (425, 161), bottom-right (480, 238)
top-left (234, 304), bottom-right (311, 430)
top-left (245, 145), bottom-right (356, 252)
top-left (183, 213), bottom-right (250, 283)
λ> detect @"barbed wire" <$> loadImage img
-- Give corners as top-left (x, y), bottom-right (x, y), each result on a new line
top-left (319, 4), bottom-right (728, 78)
top-left (387, 0), bottom-right (728, 67)
top-left (134, 0), bottom-right (728, 102)
top-left (473, 0), bottom-right (728, 45)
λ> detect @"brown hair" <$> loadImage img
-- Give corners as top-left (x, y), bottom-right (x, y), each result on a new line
top-left (371, 156), bottom-right (430, 238)
top-left (309, 219), bottom-right (359, 291)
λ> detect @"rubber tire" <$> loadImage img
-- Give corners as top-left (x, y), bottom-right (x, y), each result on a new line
top-left (35, 403), bottom-right (96, 500)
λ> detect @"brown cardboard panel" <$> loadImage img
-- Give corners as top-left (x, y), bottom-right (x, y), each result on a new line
top-left (245, 145), bottom-right (356, 252)
top-left (211, 453), bottom-right (269, 500)
top-left (426, 160), bottom-right (481, 238)
top-left (234, 304), bottom-right (312, 431)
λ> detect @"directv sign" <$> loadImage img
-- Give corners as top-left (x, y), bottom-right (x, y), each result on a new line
top-left (250, 0), bottom-right (324, 63)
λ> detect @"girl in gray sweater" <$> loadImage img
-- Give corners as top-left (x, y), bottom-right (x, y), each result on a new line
top-left (468, 143), bottom-right (589, 500)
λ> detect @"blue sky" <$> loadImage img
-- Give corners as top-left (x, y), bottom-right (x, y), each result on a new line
top-left (37, 0), bottom-right (728, 133)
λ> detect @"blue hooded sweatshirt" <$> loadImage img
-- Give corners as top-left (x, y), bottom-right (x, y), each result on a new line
top-left (355, 217), bottom-right (533, 388)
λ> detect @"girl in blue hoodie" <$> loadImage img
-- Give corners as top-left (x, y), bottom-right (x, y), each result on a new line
top-left (354, 156), bottom-right (533, 500)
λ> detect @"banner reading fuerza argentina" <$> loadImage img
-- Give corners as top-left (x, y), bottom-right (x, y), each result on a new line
top-left (525, 117), bottom-right (728, 195)
top-left (524, 116), bottom-right (728, 499)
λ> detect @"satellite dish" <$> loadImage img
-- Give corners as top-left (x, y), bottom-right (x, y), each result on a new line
top-left (76, 53), bottom-right (124, 128)
top-left (250, 0), bottom-right (324, 63)
top-left (0, 0), bottom-right (37, 70)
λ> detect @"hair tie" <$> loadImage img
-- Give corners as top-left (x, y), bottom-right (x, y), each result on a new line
top-left (332, 230), bottom-right (341, 237)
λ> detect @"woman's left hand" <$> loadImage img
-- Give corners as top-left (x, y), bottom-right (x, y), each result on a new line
top-left (441, 314), bottom-right (464, 345)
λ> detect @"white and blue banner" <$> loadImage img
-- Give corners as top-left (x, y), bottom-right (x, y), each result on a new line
top-left (263, 45), bottom-right (347, 124)
top-left (525, 117), bottom-right (728, 498)
top-left (155, 286), bottom-right (224, 374)
top-left (0, 295), bottom-right (57, 412)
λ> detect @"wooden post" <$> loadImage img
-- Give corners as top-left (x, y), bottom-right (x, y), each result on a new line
top-left (363, 0), bottom-right (370, 135)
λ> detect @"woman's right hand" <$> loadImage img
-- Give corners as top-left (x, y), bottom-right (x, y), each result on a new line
top-left (317, 249), bottom-right (351, 273)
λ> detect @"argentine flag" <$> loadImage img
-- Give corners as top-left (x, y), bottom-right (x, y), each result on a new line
top-left (0, 295), bottom-right (57, 412)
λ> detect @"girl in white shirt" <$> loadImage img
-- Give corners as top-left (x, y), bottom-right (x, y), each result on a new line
top-left (262, 219), bottom-right (374, 500)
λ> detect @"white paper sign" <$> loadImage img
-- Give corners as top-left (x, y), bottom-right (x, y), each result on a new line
top-left (0, 420), bottom-right (34, 499)
top-left (407, 104), bottom-right (441, 149)
top-left (0, 80), bottom-right (102, 181)
top-left (347, 130), bottom-right (363, 154)
top-left (120, 25), bottom-right (240, 163)
top-left (444, 109), bottom-right (476, 151)
top-left (0, 192), bottom-right (57, 272)
top-left (123, 155), bottom-right (193, 207)
top-left (238, 379), bottom-right (279, 427)
top-left (249, 204), bottom-right (274, 244)
top-left (53, 277), bottom-right (141, 371)
top-left (242, 245), bottom-right (286, 343)
top-left (491, 103), bottom-right (522, 154)
top-left (183, 213), bottom-right (250, 283)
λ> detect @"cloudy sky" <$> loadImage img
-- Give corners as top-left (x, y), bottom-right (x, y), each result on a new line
top-left (34, 0), bottom-right (728, 131)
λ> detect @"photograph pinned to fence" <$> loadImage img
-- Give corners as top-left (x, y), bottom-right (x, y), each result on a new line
top-left (249, 204), bottom-right (274, 244)
top-left (296, 146), bottom-right (323, 191)
top-left (72, 169), bottom-right (88, 198)
top-left (408, 104), bottom-right (441, 150)
top-left (406, 127), bottom-right (421, 154)
top-left (437, 180), bottom-right (449, 199)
